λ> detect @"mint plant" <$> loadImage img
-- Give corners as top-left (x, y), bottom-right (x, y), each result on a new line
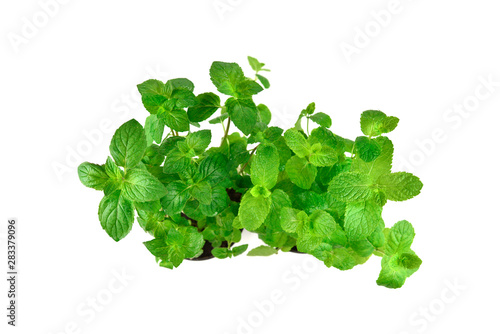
top-left (78, 57), bottom-right (423, 288)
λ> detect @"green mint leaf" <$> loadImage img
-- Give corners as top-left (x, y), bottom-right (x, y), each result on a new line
top-left (225, 97), bottom-right (258, 135)
top-left (296, 232), bottom-right (322, 253)
top-left (163, 148), bottom-right (190, 174)
top-left (256, 74), bottom-right (270, 89)
top-left (284, 129), bottom-right (311, 158)
top-left (109, 119), bottom-right (147, 169)
top-left (344, 200), bottom-right (383, 240)
top-left (121, 168), bottom-right (167, 202)
top-left (144, 114), bottom-right (165, 146)
top-left (231, 244), bottom-right (249, 257)
top-left (312, 244), bottom-right (357, 270)
top-left (355, 136), bottom-right (381, 162)
top-left (236, 79), bottom-right (263, 97)
top-left (210, 61), bottom-right (245, 96)
top-left (199, 186), bottom-right (228, 217)
top-left (376, 172), bottom-right (423, 202)
top-left (309, 210), bottom-right (336, 237)
top-left (285, 156), bottom-right (317, 190)
top-left (385, 220), bottom-right (415, 256)
top-left (208, 112), bottom-right (229, 124)
top-left (187, 93), bottom-right (221, 122)
top-left (309, 144), bottom-right (338, 167)
top-left (376, 250), bottom-right (421, 289)
top-left (351, 136), bottom-right (394, 180)
top-left (171, 88), bottom-right (197, 108)
top-left (264, 189), bottom-right (292, 231)
top-left (306, 102), bottom-right (316, 115)
top-left (161, 181), bottom-right (190, 216)
top-left (186, 130), bottom-right (212, 155)
top-left (197, 153), bottom-right (231, 187)
top-left (360, 110), bottom-right (399, 137)
top-left (212, 247), bottom-right (230, 259)
top-left (309, 112), bottom-right (332, 128)
top-left (257, 104), bottom-right (272, 125)
top-left (78, 162), bottom-right (109, 190)
top-left (248, 245), bottom-right (278, 256)
top-left (190, 181), bottom-right (212, 205)
top-left (328, 172), bottom-right (373, 203)
top-left (137, 79), bottom-right (169, 97)
top-left (247, 56), bottom-right (265, 72)
top-left (398, 252), bottom-right (422, 270)
top-left (158, 109), bottom-right (190, 132)
top-left (238, 192), bottom-right (271, 231)
top-left (98, 190), bottom-right (134, 241)
top-left (251, 144), bottom-right (280, 190)
top-left (166, 78), bottom-right (194, 92)
top-left (280, 207), bottom-right (308, 233)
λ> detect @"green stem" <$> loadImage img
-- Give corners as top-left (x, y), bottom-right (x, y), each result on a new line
top-left (240, 145), bottom-right (259, 174)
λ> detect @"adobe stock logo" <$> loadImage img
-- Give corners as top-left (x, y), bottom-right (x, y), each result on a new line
top-left (339, 0), bottom-right (416, 63)
top-left (7, 0), bottom-right (72, 54)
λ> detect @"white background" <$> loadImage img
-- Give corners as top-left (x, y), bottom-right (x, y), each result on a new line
top-left (1, 0), bottom-right (499, 333)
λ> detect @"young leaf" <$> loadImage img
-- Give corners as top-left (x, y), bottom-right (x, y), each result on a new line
top-left (309, 210), bottom-right (336, 237)
top-left (285, 156), bottom-right (317, 190)
top-left (250, 144), bottom-right (280, 190)
top-left (225, 98), bottom-right (258, 135)
top-left (187, 93), bottom-right (221, 122)
top-left (166, 78), bottom-right (194, 92)
top-left (280, 207), bottom-right (304, 233)
top-left (355, 136), bottom-right (381, 162)
top-left (283, 129), bottom-right (311, 158)
top-left (109, 119), bottom-right (147, 169)
top-left (98, 190), bottom-right (134, 241)
top-left (212, 247), bottom-right (230, 259)
top-left (376, 250), bottom-right (421, 288)
top-left (360, 110), bottom-right (399, 137)
top-left (351, 136), bottom-right (394, 179)
top-left (309, 112), bottom-right (332, 128)
top-left (257, 104), bottom-right (272, 125)
top-left (122, 168), bottom-right (167, 202)
top-left (158, 109), bottom-right (190, 132)
top-left (385, 220), bottom-right (415, 255)
top-left (248, 56), bottom-right (265, 72)
top-left (163, 148), bottom-right (190, 174)
top-left (210, 61), bottom-right (245, 96)
top-left (309, 145), bottom-right (338, 167)
top-left (231, 244), bottom-right (249, 257)
top-left (256, 74), bottom-right (270, 89)
top-left (137, 79), bottom-right (168, 98)
top-left (238, 192), bottom-right (271, 231)
top-left (248, 245), bottom-right (278, 256)
top-left (328, 172), bottom-right (373, 203)
top-left (199, 186), bottom-right (228, 217)
top-left (376, 172), bottom-right (423, 202)
top-left (78, 162), bottom-right (109, 190)
top-left (190, 181), bottom-right (212, 205)
top-left (236, 79), bottom-right (263, 97)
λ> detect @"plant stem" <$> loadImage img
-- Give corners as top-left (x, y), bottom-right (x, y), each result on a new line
top-left (222, 117), bottom-right (231, 143)
top-left (240, 145), bottom-right (259, 174)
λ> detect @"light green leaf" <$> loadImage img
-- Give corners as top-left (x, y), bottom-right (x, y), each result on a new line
top-left (238, 192), bottom-right (271, 231)
top-left (385, 220), bottom-right (415, 256)
top-left (225, 97), bottom-right (258, 135)
top-left (98, 190), bottom-right (134, 241)
top-left (283, 129), bottom-right (311, 158)
top-left (376, 251), bottom-right (421, 289)
top-left (280, 207), bottom-right (305, 233)
top-left (137, 79), bottom-right (168, 97)
top-left (351, 136), bottom-right (394, 180)
top-left (251, 144), bottom-right (280, 189)
top-left (109, 119), bottom-right (147, 169)
top-left (309, 210), bottom-right (336, 237)
top-left (309, 112), bottom-right (332, 128)
top-left (199, 186), bottom-right (228, 217)
top-left (247, 245), bottom-right (278, 256)
top-left (328, 172), bottom-right (373, 203)
top-left (78, 162), bottom-right (109, 190)
top-left (285, 156), bottom-right (317, 190)
top-left (122, 168), bottom-right (167, 202)
top-left (264, 189), bottom-right (292, 231)
top-left (257, 104), bottom-right (272, 125)
top-left (376, 172), bottom-right (423, 201)
top-left (212, 247), bottom-right (230, 259)
top-left (309, 145), bottom-right (338, 167)
top-left (248, 56), bottom-right (265, 72)
top-left (344, 201), bottom-right (383, 240)
top-left (187, 92), bottom-right (221, 122)
top-left (231, 244), bottom-right (248, 257)
top-left (360, 110), bottom-right (399, 137)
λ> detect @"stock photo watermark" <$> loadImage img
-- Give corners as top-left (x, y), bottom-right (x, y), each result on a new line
top-left (222, 255), bottom-right (319, 334)
top-left (46, 268), bottom-right (134, 334)
top-left (397, 278), bottom-right (467, 334)
top-left (51, 65), bottom-right (169, 183)
top-left (212, 0), bottom-right (245, 21)
top-left (339, 0), bottom-right (417, 64)
top-left (396, 74), bottom-right (499, 173)
top-left (6, 0), bottom-right (72, 54)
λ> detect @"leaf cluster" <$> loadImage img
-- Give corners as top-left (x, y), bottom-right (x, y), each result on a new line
top-left (78, 57), bottom-right (423, 288)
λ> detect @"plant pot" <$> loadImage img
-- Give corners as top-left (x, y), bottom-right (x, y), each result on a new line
top-left (289, 246), bottom-right (304, 254)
